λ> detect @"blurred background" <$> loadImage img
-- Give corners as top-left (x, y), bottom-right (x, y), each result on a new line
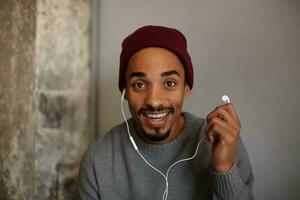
top-left (1, 0), bottom-right (299, 199)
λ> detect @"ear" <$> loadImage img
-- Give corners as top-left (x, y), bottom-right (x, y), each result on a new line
top-left (184, 85), bottom-right (191, 97)
top-left (122, 89), bottom-right (128, 100)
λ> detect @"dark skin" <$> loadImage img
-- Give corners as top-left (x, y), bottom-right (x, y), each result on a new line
top-left (205, 103), bottom-right (241, 172)
top-left (124, 47), bottom-right (241, 172)
top-left (124, 47), bottom-right (189, 144)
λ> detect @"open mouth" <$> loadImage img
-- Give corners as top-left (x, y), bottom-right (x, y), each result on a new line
top-left (144, 112), bottom-right (169, 120)
top-left (141, 111), bottom-right (171, 127)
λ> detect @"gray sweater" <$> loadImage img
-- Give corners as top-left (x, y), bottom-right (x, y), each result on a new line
top-left (79, 112), bottom-right (255, 200)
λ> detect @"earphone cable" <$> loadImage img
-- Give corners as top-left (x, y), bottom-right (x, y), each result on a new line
top-left (121, 90), bottom-right (205, 200)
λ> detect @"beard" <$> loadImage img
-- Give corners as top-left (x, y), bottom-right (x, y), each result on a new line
top-left (133, 119), bottom-right (172, 142)
top-left (143, 127), bottom-right (171, 142)
top-left (135, 104), bottom-right (174, 142)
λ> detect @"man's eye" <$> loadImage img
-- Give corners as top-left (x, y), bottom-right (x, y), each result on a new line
top-left (165, 81), bottom-right (176, 87)
top-left (133, 82), bottom-right (146, 89)
top-left (164, 81), bottom-right (176, 88)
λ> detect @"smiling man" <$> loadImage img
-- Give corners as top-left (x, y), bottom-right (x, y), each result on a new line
top-left (125, 47), bottom-right (189, 144)
top-left (79, 25), bottom-right (255, 200)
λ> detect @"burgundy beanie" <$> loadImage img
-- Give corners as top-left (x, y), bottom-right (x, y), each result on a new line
top-left (119, 25), bottom-right (194, 91)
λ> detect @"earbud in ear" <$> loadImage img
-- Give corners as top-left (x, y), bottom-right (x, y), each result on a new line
top-left (122, 89), bottom-right (126, 100)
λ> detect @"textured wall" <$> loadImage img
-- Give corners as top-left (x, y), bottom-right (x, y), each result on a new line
top-left (0, 0), bottom-right (91, 199)
top-left (0, 1), bottom-right (37, 199)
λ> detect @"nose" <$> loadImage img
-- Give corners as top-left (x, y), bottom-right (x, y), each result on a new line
top-left (144, 85), bottom-right (163, 109)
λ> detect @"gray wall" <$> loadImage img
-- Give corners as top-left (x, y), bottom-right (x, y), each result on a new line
top-left (95, 0), bottom-right (300, 199)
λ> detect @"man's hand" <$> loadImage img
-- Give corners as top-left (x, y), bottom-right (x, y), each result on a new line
top-left (204, 103), bottom-right (241, 172)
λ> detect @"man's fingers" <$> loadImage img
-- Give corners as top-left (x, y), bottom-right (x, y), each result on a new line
top-left (207, 103), bottom-right (240, 128)
top-left (207, 106), bottom-right (234, 124)
top-left (223, 103), bottom-right (240, 122)
top-left (205, 117), bottom-right (236, 144)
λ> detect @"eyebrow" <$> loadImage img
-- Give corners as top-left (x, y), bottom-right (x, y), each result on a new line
top-left (128, 70), bottom-right (181, 80)
top-left (161, 70), bottom-right (181, 77)
top-left (129, 72), bottom-right (146, 79)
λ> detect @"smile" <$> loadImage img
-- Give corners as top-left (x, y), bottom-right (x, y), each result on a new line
top-left (144, 112), bottom-right (169, 120)
top-left (141, 111), bottom-right (171, 127)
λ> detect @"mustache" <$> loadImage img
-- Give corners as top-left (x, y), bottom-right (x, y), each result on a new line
top-left (139, 105), bottom-right (175, 114)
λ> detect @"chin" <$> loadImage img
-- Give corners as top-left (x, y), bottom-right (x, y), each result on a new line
top-left (132, 108), bottom-right (182, 142)
top-left (142, 127), bottom-right (171, 142)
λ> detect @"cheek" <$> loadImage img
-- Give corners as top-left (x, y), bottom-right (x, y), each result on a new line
top-left (127, 94), bottom-right (144, 112)
top-left (173, 99), bottom-right (184, 111)
top-left (168, 90), bottom-right (185, 105)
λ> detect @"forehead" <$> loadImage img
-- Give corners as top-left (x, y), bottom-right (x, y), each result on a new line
top-left (125, 47), bottom-right (185, 76)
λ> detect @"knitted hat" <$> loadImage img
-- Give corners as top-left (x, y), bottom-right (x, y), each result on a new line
top-left (119, 25), bottom-right (194, 91)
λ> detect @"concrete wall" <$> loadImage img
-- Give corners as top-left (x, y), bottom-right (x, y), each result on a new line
top-left (0, 0), bottom-right (91, 199)
top-left (0, 1), bottom-right (36, 199)
top-left (95, 0), bottom-right (300, 199)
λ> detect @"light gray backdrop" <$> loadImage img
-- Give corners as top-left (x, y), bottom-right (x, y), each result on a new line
top-left (93, 0), bottom-right (300, 199)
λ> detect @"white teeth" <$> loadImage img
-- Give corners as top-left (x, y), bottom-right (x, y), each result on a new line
top-left (146, 112), bottom-right (168, 119)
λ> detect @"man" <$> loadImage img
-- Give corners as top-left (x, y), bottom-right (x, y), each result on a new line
top-left (79, 25), bottom-right (255, 200)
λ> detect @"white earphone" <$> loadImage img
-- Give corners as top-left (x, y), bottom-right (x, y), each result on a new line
top-left (222, 95), bottom-right (231, 104)
top-left (121, 89), bottom-right (138, 150)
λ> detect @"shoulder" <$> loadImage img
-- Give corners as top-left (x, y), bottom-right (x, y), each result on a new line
top-left (182, 112), bottom-right (206, 130)
top-left (183, 111), bottom-right (205, 121)
top-left (82, 121), bottom-right (128, 163)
